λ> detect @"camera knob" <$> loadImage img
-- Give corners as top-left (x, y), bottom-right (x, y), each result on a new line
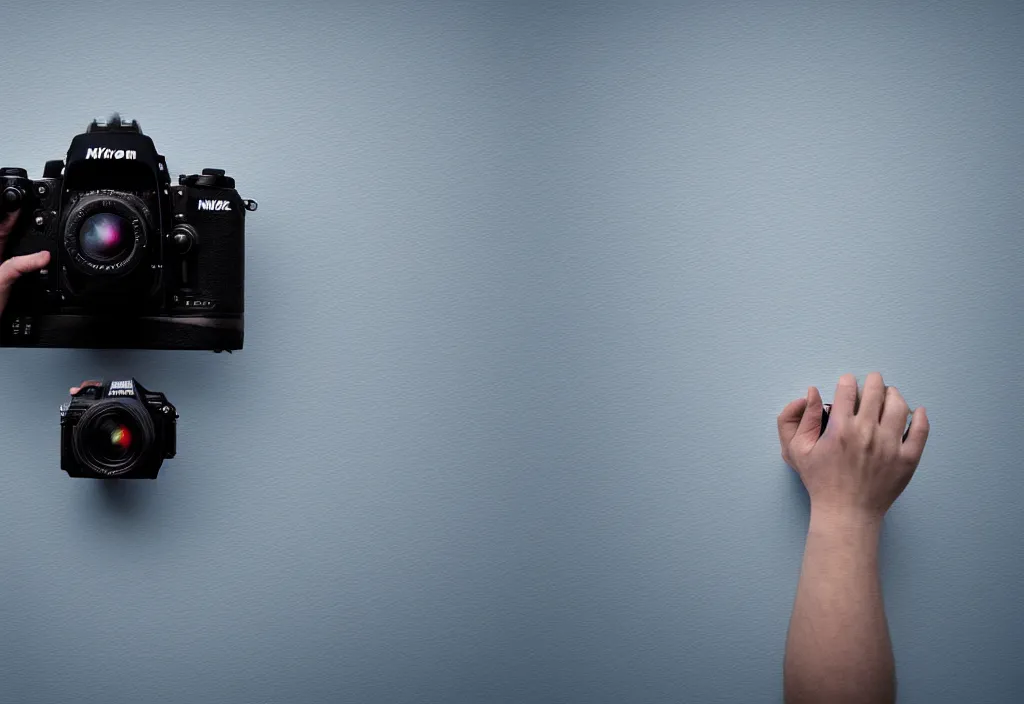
top-left (2, 186), bottom-right (23, 212)
top-left (0, 167), bottom-right (28, 178)
top-left (171, 225), bottom-right (197, 254)
top-left (194, 168), bottom-right (235, 188)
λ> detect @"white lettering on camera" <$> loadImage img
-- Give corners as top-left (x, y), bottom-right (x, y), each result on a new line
top-left (109, 380), bottom-right (135, 397)
top-left (85, 148), bottom-right (137, 160)
top-left (197, 199), bottom-right (232, 211)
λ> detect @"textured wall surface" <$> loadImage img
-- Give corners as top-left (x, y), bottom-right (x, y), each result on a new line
top-left (1, 1), bottom-right (1022, 702)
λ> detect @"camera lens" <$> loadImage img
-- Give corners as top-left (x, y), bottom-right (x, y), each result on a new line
top-left (73, 400), bottom-right (155, 477)
top-left (78, 212), bottom-right (133, 264)
top-left (86, 416), bottom-right (135, 462)
top-left (63, 193), bottom-right (149, 277)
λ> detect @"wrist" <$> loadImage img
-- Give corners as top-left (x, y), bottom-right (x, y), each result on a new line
top-left (808, 504), bottom-right (884, 538)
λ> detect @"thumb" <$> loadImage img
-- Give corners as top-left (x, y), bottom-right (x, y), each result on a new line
top-left (777, 396), bottom-right (808, 449)
top-left (0, 251), bottom-right (50, 309)
top-left (792, 385), bottom-right (824, 452)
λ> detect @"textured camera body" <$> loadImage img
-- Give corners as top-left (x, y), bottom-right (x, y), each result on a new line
top-left (60, 379), bottom-right (177, 479)
top-left (0, 114), bottom-right (255, 351)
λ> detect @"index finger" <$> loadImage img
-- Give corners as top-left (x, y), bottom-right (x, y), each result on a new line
top-left (901, 406), bottom-right (930, 465)
top-left (777, 396), bottom-right (809, 447)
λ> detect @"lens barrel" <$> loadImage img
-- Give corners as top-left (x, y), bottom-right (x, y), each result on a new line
top-left (63, 192), bottom-right (150, 276)
top-left (72, 398), bottom-right (156, 477)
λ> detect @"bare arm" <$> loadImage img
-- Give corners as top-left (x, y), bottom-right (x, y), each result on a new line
top-left (786, 508), bottom-right (891, 703)
top-left (777, 373), bottom-right (930, 704)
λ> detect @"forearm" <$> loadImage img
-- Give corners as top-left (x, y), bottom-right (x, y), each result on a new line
top-left (784, 508), bottom-right (895, 704)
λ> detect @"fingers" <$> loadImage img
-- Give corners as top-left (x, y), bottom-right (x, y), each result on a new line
top-left (901, 406), bottom-right (930, 465)
top-left (0, 251), bottom-right (50, 288)
top-left (777, 396), bottom-right (808, 457)
top-left (70, 381), bottom-right (102, 395)
top-left (858, 371), bottom-right (885, 420)
top-left (0, 211), bottom-right (16, 237)
top-left (0, 211), bottom-right (18, 259)
top-left (0, 251), bottom-right (50, 311)
top-left (831, 373), bottom-right (858, 418)
top-left (794, 385), bottom-right (824, 445)
top-left (880, 385), bottom-right (910, 439)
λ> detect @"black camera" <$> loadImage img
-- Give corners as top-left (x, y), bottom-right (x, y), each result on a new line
top-left (0, 114), bottom-right (256, 351)
top-left (60, 379), bottom-right (177, 479)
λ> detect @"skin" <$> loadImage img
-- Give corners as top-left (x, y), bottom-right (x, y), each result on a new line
top-left (777, 372), bottom-right (930, 704)
top-left (0, 209), bottom-right (50, 315)
top-left (1, 211), bottom-right (96, 397)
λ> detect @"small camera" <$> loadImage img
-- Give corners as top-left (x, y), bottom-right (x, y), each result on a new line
top-left (1, 113), bottom-right (256, 350)
top-left (60, 379), bottom-right (177, 479)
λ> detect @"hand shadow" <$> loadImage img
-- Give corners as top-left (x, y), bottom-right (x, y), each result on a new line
top-left (783, 460), bottom-right (811, 543)
top-left (93, 477), bottom-right (154, 519)
top-left (73, 476), bottom-right (173, 547)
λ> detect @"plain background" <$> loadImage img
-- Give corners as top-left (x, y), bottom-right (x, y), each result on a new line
top-left (1, 1), bottom-right (1022, 702)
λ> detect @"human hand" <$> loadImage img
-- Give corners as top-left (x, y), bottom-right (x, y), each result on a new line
top-left (777, 372), bottom-right (930, 521)
top-left (0, 210), bottom-right (51, 315)
top-left (70, 380), bottom-right (101, 395)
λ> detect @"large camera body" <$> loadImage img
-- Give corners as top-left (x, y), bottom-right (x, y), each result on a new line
top-left (0, 114), bottom-right (255, 350)
top-left (60, 379), bottom-right (177, 479)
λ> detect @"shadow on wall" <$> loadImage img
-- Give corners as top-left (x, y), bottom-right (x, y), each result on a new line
top-left (94, 478), bottom-right (154, 519)
top-left (69, 471), bottom-right (200, 550)
top-left (784, 460), bottom-right (811, 518)
top-left (784, 460), bottom-right (811, 547)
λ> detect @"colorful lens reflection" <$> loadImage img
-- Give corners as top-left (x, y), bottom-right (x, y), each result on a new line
top-left (86, 416), bottom-right (136, 463)
top-left (79, 212), bottom-right (131, 263)
top-left (110, 425), bottom-right (132, 449)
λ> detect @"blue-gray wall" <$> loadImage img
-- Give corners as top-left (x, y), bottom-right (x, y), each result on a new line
top-left (1, 1), bottom-right (1021, 702)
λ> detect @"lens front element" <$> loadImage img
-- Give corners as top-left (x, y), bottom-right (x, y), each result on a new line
top-left (86, 415), bottom-right (136, 463)
top-left (79, 212), bottom-right (133, 264)
top-left (62, 192), bottom-right (150, 277)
